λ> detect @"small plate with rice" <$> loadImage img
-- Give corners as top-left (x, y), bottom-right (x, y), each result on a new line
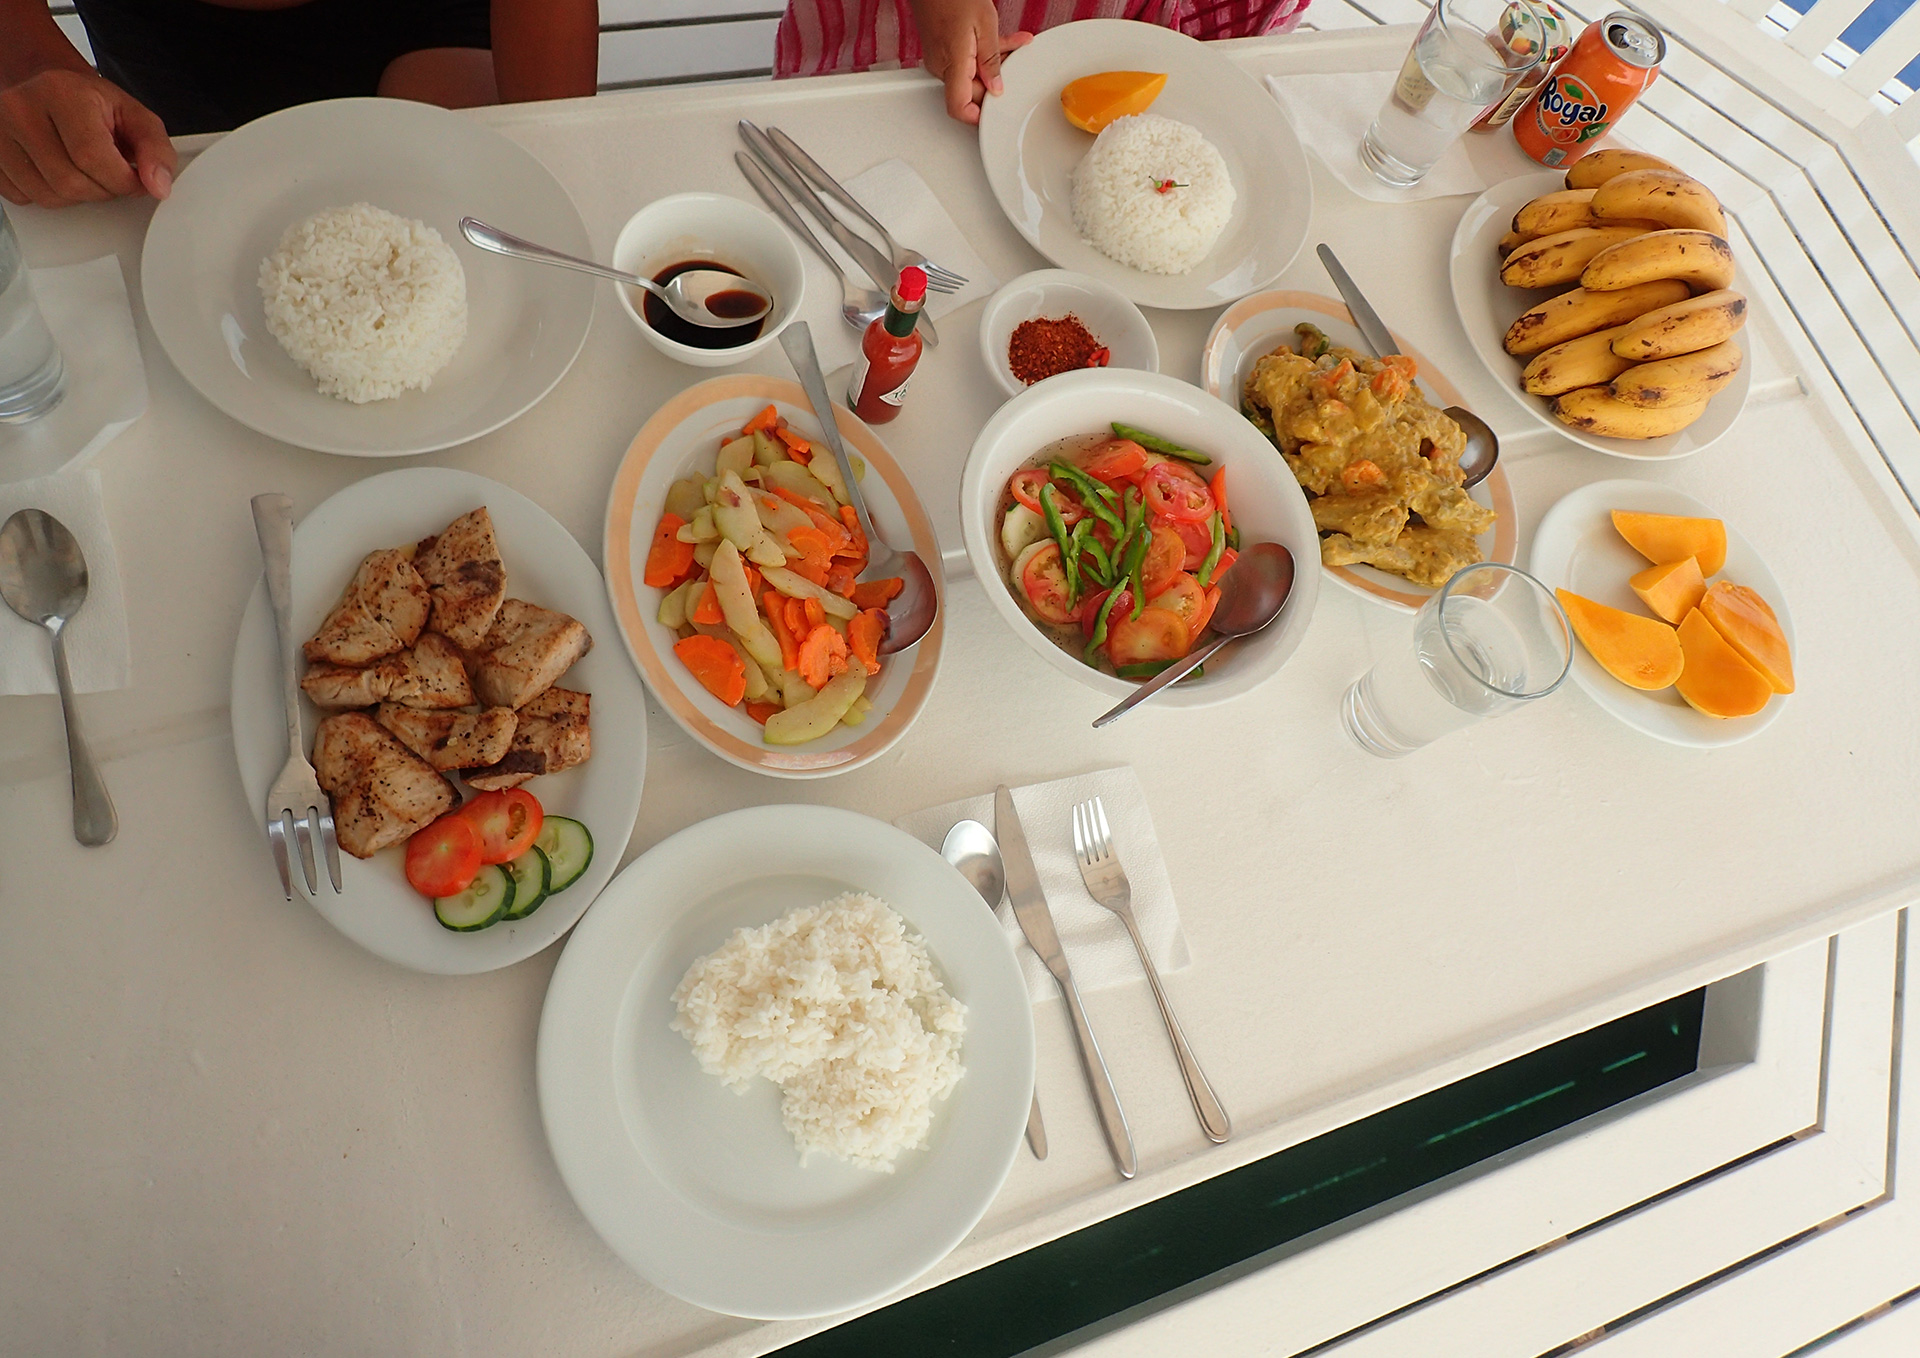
top-left (142, 98), bottom-right (594, 457)
top-left (978, 20), bottom-right (1313, 310)
top-left (537, 804), bottom-right (1033, 1319)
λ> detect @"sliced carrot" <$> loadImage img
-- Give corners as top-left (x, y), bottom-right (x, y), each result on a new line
top-left (764, 589), bottom-right (801, 672)
top-left (802, 596), bottom-right (826, 629)
top-left (1208, 469), bottom-right (1231, 535)
top-left (742, 404), bottom-right (779, 436)
top-left (674, 635), bottom-right (747, 706)
top-left (744, 700), bottom-right (783, 725)
top-left (785, 596), bottom-right (810, 640)
top-left (847, 608), bottom-right (886, 675)
top-left (796, 624), bottom-right (849, 689)
top-left (837, 505), bottom-right (867, 559)
top-left (688, 579), bottom-right (725, 626)
top-left (644, 513), bottom-right (695, 588)
top-left (773, 425), bottom-right (814, 465)
top-left (786, 525), bottom-right (834, 560)
top-left (826, 563), bottom-right (857, 599)
top-left (742, 563), bottom-right (762, 599)
top-left (851, 577), bottom-right (904, 610)
top-left (788, 553), bottom-right (830, 586)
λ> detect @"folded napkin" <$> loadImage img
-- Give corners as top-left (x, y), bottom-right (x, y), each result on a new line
top-left (0, 256), bottom-right (148, 485)
top-left (1267, 71), bottom-right (1490, 203)
top-left (787, 157), bottom-right (999, 373)
top-left (0, 467), bottom-right (131, 695)
top-left (897, 766), bottom-right (1191, 1004)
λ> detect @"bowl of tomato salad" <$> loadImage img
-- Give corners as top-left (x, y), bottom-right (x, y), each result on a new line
top-left (961, 368), bottom-right (1319, 707)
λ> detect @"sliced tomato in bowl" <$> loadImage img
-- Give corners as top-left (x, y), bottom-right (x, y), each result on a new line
top-left (1147, 573), bottom-right (1206, 637)
top-left (461, 788), bottom-right (545, 866)
top-left (405, 813), bottom-right (483, 899)
top-left (1082, 438), bottom-right (1148, 484)
top-left (1013, 540), bottom-right (1079, 625)
top-left (1169, 517), bottom-right (1213, 571)
top-left (1108, 607), bottom-right (1189, 666)
top-left (1142, 461), bottom-right (1214, 522)
top-left (1009, 469), bottom-right (1084, 524)
top-left (1140, 525), bottom-right (1188, 596)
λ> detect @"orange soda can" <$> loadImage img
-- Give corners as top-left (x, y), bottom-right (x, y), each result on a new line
top-left (1513, 11), bottom-right (1665, 167)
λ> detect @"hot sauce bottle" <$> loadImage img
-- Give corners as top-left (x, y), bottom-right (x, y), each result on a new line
top-left (848, 266), bottom-right (926, 425)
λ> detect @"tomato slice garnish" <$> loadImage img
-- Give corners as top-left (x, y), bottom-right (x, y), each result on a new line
top-left (1147, 574), bottom-right (1206, 637)
top-left (460, 788), bottom-right (545, 866)
top-left (1108, 607), bottom-right (1190, 666)
top-left (1079, 586), bottom-right (1132, 637)
top-left (1009, 469), bottom-right (1084, 524)
top-left (405, 812), bottom-right (483, 899)
top-left (1081, 438), bottom-right (1149, 484)
top-left (1142, 462), bottom-right (1215, 522)
top-left (1140, 525), bottom-right (1188, 596)
top-left (1017, 542), bottom-right (1079, 625)
top-left (1169, 517), bottom-right (1213, 571)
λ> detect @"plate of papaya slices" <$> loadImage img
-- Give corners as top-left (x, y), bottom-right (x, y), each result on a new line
top-left (1530, 479), bottom-right (1793, 748)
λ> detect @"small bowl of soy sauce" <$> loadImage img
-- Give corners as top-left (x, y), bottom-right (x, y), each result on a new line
top-left (613, 194), bottom-right (805, 369)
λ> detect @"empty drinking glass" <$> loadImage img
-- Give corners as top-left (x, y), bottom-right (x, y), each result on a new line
top-left (1344, 562), bottom-right (1572, 757)
top-left (1362, 0), bottom-right (1545, 188)
top-left (0, 204), bottom-right (66, 425)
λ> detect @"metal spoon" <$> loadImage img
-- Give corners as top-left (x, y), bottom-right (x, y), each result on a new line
top-left (1316, 244), bottom-right (1500, 489)
top-left (942, 818), bottom-right (1048, 1161)
top-left (459, 217), bottom-right (774, 328)
top-left (1092, 542), bottom-right (1296, 729)
top-left (0, 509), bottom-right (117, 845)
top-left (779, 322), bottom-right (938, 654)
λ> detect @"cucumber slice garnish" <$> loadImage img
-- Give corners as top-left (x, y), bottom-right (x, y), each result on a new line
top-left (535, 817), bottom-right (593, 894)
top-left (501, 846), bottom-right (551, 921)
top-left (434, 863), bottom-right (514, 932)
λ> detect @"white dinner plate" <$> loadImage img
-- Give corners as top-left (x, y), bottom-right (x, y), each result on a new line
top-left (230, 467), bottom-right (648, 973)
top-left (977, 21), bottom-right (1312, 310)
top-left (1448, 171), bottom-right (1750, 461)
top-left (143, 98), bottom-right (595, 457)
top-left (602, 375), bottom-right (943, 779)
top-left (1201, 290), bottom-right (1518, 613)
top-left (537, 804), bottom-right (1033, 1319)
top-left (1530, 479), bottom-right (1792, 747)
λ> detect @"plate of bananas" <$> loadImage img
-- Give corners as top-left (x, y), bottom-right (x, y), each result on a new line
top-left (1449, 151), bottom-right (1751, 461)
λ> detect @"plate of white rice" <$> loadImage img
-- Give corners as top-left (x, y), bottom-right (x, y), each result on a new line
top-left (537, 804), bottom-right (1033, 1320)
top-left (142, 98), bottom-right (593, 457)
top-left (979, 20), bottom-right (1313, 310)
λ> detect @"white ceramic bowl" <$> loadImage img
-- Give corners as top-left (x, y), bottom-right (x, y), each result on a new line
top-left (612, 193), bottom-right (806, 369)
top-left (960, 368), bottom-right (1320, 708)
top-left (978, 269), bottom-right (1159, 398)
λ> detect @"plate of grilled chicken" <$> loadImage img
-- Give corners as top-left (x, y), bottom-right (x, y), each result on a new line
top-left (230, 467), bottom-right (648, 974)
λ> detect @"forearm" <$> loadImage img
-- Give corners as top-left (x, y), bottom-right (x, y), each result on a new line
top-left (491, 0), bottom-right (600, 103)
top-left (0, 0), bottom-right (95, 87)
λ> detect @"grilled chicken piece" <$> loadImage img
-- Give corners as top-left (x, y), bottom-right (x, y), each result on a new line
top-left (375, 703), bottom-right (517, 772)
top-left (300, 633), bottom-right (475, 710)
top-left (469, 599), bottom-right (591, 709)
top-left (303, 549), bottom-right (431, 666)
top-left (464, 687), bottom-right (591, 791)
top-left (415, 507), bottom-right (506, 650)
top-left (312, 713), bottom-right (457, 859)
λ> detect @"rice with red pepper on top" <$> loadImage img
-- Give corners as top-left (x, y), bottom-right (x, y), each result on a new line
top-left (1069, 114), bottom-right (1235, 276)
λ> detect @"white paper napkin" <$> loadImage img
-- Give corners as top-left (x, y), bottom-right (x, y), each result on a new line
top-left (1267, 71), bottom-right (1489, 203)
top-left (0, 467), bottom-right (131, 694)
top-left (896, 766), bottom-right (1191, 1004)
top-left (788, 158), bottom-right (999, 374)
top-left (0, 256), bottom-right (148, 485)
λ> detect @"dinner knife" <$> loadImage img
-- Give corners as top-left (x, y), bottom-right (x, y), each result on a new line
top-left (996, 785), bottom-right (1137, 1179)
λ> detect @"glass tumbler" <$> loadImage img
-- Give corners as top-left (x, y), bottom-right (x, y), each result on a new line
top-left (0, 203), bottom-right (67, 425)
top-left (1362, 0), bottom-right (1545, 188)
top-left (1343, 562), bottom-right (1572, 758)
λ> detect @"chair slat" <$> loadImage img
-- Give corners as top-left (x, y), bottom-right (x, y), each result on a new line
top-left (1781, 0), bottom-right (1879, 58)
top-left (1836, 2), bottom-right (1920, 93)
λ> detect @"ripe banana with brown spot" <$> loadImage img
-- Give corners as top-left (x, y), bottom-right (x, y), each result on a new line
top-left (1521, 324), bottom-right (1639, 396)
top-left (1609, 339), bottom-right (1744, 408)
top-left (1580, 230), bottom-right (1736, 293)
top-left (1564, 149), bottom-right (1677, 191)
top-left (1591, 169), bottom-right (1726, 234)
top-left (1498, 228), bottom-right (1534, 257)
top-left (1502, 225), bottom-right (1659, 289)
top-left (1554, 385), bottom-right (1710, 438)
top-left (1514, 189), bottom-right (1598, 237)
top-left (1504, 279), bottom-right (1692, 357)
top-left (1610, 290), bottom-right (1747, 360)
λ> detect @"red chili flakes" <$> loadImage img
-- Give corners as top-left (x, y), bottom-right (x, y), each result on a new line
top-left (1008, 314), bottom-right (1110, 385)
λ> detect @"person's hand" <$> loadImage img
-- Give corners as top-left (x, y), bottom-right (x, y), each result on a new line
top-left (0, 68), bottom-right (174, 208)
top-left (910, 0), bottom-right (1032, 125)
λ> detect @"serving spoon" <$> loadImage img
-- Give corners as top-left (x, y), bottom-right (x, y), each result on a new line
top-left (941, 819), bottom-right (1048, 1160)
top-left (0, 509), bottom-right (117, 845)
top-left (459, 217), bottom-right (774, 328)
top-left (1092, 542), bottom-right (1296, 729)
top-left (1316, 244), bottom-right (1500, 490)
top-left (779, 322), bottom-right (938, 654)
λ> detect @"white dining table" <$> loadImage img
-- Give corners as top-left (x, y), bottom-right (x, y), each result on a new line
top-left (5, 17), bottom-right (1920, 1358)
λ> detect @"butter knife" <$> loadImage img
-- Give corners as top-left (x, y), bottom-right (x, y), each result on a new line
top-left (996, 785), bottom-right (1136, 1178)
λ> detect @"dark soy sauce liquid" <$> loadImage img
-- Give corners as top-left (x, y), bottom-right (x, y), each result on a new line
top-left (638, 260), bottom-right (765, 350)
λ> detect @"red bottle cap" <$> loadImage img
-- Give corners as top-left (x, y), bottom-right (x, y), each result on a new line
top-left (896, 266), bottom-right (928, 302)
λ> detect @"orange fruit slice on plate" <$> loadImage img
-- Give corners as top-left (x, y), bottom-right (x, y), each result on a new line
top-left (1061, 72), bottom-right (1169, 134)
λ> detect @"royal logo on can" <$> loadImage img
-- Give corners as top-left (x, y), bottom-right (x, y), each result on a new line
top-left (1513, 10), bottom-right (1664, 167)
top-left (1534, 74), bottom-right (1610, 143)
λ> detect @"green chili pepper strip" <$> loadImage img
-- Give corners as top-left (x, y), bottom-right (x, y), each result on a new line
top-left (1041, 483), bottom-right (1080, 603)
top-left (1122, 531), bottom-right (1150, 619)
top-left (1117, 661), bottom-right (1205, 681)
top-left (1069, 520), bottom-right (1107, 589)
top-left (1197, 511), bottom-right (1227, 587)
top-left (1081, 534), bottom-right (1113, 586)
top-left (1225, 523), bottom-right (1241, 552)
top-left (1049, 462), bottom-right (1123, 532)
top-left (1084, 590), bottom-right (1126, 665)
top-left (1110, 422), bottom-right (1211, 466)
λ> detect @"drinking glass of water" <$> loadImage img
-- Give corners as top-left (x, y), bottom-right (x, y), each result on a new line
top-left (0, 204), bottom-right (67, 425)
top-left (1362, 0), bottom-right (1545, 188)
top-left (1344, 562), bottom-right (1572, 758)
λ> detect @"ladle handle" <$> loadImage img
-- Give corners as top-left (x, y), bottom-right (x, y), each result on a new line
top-left (1091, 631), bottom-right (1232, 729)
top-left (460, 218), bottom-right (648, 292)
top-left (51, 622), bottom-right (116, 846)
top-left (1316, 244), bottom-right (1397, 360)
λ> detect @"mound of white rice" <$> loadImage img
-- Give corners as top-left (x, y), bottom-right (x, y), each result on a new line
top-left (670, 891), bottom-right (966, 1173)
top-left (1070, 114), bottom-right (1236, 276)
top-left (258, 203), bottom-right (467, 404)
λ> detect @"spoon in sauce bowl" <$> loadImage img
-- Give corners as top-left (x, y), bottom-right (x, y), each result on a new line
top-left (459, 217), bottom-right (773, 329)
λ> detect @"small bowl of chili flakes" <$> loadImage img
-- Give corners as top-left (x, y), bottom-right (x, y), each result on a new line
top-left (979, 269), bottom-right (1158, 399)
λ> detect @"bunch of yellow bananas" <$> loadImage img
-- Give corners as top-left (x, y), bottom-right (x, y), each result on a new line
top-left (1496, 149), bottom-right (1747, 439)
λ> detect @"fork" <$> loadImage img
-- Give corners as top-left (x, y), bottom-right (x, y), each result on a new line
top-left (764, 126), bottom-right (967, 293)
top-left (1072, 797), bottom-right (1230, 1143)
top-left (252, 493), bottom-right (342, 900)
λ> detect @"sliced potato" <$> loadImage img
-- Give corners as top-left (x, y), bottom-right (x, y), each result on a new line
top-left (763, 668), bottom-right (866, 745)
